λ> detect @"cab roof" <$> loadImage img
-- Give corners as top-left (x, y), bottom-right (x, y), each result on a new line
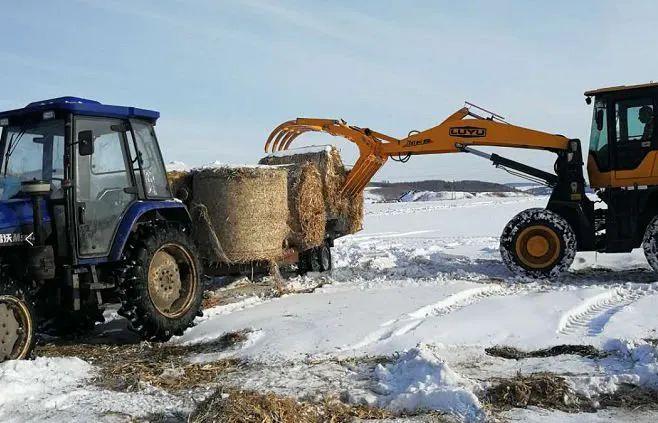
top-left (585, 82), bottom-right (658, 97)
top-left (0, 96), bottom-right (159, 123)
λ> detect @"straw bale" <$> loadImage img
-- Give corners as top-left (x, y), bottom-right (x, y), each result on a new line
top-left (280, 163), bottom-right (326, 249)
top-left (166, 170), bottom-right (193, 202)
top-left (193, 166), bottom-right (288, 263)
top-left (259, 146), bottom-right (363, 234)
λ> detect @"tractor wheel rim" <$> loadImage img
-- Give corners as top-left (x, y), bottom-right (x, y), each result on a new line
top-left (148, 243), bottom-right (197, 319)
top-left (0, 295), bottom-right (33, 361)
top-left (515, 225), bottom-right (561, 269)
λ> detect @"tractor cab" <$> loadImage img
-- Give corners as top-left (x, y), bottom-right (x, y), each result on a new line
top-left (0, 98), bottom-right (201, 363)
top-left (585, 82), bottom-right (658, 189)
top-left (0, 97), bottom-right (173, 261)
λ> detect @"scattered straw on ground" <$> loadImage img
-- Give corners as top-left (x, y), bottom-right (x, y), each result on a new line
top-left (37, 331), bottom-right (248, 391)
top-left (190, 388), bottom-right (392, 423)
top-left (485, 344), bottom-right (606, 360)
top-left (484, 372), bottom-right (584, 412)
top-left (598, 383), bottom-right (658, 410)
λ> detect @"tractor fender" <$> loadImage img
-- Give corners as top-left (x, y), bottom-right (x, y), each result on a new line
top-left (108, 200), bottom-right (191, 262)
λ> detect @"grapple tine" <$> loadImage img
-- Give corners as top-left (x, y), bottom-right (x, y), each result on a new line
top-left (277, 130), bottom-right (299, 152)
top-left (271, 128), bottom-right (293, 152)
top-left (265, 120), bottom-right (297, 152)
top-left (281, 130), bottom-right (306, 150)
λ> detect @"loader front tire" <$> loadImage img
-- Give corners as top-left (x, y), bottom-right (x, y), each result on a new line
top-left (0, 280), bottom-right (35, 362)
top-left (119, 222), bottom-right (203, 342)
top-left (500, 208), bottom-right (576, 278)
top-left (642, 215), bottom-right (658, 272)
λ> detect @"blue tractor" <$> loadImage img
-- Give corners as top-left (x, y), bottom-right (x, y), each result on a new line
top-left (0, 97), bottom-right (203, 362)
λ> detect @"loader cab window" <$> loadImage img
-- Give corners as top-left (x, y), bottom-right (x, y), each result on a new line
top-left (613, 97), bottom-right (655, 170)
top-left (589, 99), bottom-right (609, 171)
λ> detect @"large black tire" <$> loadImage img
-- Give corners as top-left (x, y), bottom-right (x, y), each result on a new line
top-left (298, 242), bottom-right (332, 275)
top-left (118, 222), bottom-right (203, 342)
top-left (500, 208), bottom-right (577, 278)
top-left (642, 215), bottom-right (658, 272)
top-left (0, 279), bottom-right (35, 362)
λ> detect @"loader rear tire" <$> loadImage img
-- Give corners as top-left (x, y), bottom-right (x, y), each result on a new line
top-left (500, 208), bottom-right (576, 278)
top-left (119, 222), bottom-right (203, 342)
top-left (0, 280), bottom-right (35, 362)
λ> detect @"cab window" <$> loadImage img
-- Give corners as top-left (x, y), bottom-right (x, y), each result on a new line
top-left (589, 99), bottom-right (609, 170)
top-left (613, 97), bottom-right (655, 170)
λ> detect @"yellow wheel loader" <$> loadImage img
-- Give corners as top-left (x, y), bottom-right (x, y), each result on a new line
top-left (266, 83), bottom-right (658, 278)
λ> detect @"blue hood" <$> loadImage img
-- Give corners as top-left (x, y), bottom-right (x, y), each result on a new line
top-left (0, 198), bottom-right (51, 233)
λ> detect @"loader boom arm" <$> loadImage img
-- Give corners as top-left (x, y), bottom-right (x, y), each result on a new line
top-left (265, 106), bottom-right (570, 197)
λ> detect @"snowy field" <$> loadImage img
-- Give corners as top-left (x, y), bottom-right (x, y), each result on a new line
top-left (3, 194), bottom-right (658, 422)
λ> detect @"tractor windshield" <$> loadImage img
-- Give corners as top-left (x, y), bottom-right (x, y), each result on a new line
top-left (0, 119), bottom-right (65, 199)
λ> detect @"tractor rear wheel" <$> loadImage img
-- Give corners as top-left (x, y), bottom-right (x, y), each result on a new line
top-left (119, 223), bottom-right (203, 342)
top-left (500, 208), bottom-right (576, 278)
top-left (0, 281), bottom-right (35, 362)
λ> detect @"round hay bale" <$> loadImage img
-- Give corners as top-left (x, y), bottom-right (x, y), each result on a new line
top-left (283, 163), bottom-right (326, 249)
top-left (166, 170), bottom-right (193, 203)
top-left (192, 166), bottom-right (288, 263)
top-left (259, 146), bottom-right (363, 235)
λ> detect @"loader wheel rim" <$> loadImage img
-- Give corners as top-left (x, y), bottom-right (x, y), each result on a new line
top-left (148, 243), bottom-right (198, 319)
top-left (0, 296), bottom-right (33, 361)
top-left (515, 225), bottom-right (561, 269)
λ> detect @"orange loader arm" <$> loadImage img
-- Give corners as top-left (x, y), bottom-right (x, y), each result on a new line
top-left (265, 105), bottom-right (570, 198)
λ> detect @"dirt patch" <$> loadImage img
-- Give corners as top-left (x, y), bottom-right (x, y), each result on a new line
top-left (190, 387), bottom-right (392, 423)
top-left (485, 344), bottom-right (606, 360)
top-left (484, 372), bottom-right (585, 412)
top-left (37, 330), bottom-right (249, 391)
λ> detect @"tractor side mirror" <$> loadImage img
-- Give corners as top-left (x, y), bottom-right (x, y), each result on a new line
top-left (78, 130), bottom-right (94, 156)
top-left (595, 109), bottom-right (604, 131)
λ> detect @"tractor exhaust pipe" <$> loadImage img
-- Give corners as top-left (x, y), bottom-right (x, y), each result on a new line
top-left (21, 180), bottom-right (56, 280)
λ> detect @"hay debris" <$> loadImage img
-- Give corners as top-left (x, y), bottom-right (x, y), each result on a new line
top-left (485, 344), bottom-right (605, 360)
top-left (37, 331), bottom-right (248, 391)
top-left (190, 388), bottom-right (391, 423)
top-left (193, 166), bottom-right (288, 264)
top-left (485, 372), bottom-right (583, 411)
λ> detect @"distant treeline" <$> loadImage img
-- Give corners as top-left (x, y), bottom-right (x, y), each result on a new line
top-left (368, 179), bottom-right (519, 201)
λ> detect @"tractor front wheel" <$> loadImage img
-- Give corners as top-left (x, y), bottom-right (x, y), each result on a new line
top-left (119, 223), bottom-right (203, 342)
top-left (0, 281), bottom-right (35, 363)
top-left (642, 215), bottom-right (658, 272)
top-left (500, 208), bottom-right (576, 278)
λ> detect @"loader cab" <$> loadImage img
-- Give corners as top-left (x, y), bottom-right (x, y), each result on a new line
top-left (585, 83), bottom-right (658, 188)
top-left (0, 97), bottom-right (174, 264)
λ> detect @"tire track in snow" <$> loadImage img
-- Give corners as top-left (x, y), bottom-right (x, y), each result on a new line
top-left (343, 284), bottom-right (511, 351)
top-left (557, 285), bottom-right (654, 336)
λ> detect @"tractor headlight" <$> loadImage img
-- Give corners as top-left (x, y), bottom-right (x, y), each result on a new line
top-left (42, 110), bottom-right (55, 120)
top-left (0, 118), bottom-right (7, 126)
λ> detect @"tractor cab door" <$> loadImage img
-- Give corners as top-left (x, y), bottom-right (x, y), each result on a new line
top-left (611, 96), bottom-right (656, 182)
top-left (74, 117), bottom-right (137, 257)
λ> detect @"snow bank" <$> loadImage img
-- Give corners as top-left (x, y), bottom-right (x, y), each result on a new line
top-left (263, 145), bottom-right (333, 158)
top-left (399, 190), bottom-right (528, 202)
top-left (165, 160), bottom-right (189, 172)
top-left (372, 345), bottom-right (484, 421)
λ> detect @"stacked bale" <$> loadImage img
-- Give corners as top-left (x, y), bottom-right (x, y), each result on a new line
top-left (280, 163), bottom-right (326, 250)
top-left (192, 166), bottom-right (288, 264)
top-left (259, 146), bottom-right (364, 234)
top-left (166, 170), bottom-right (193, 203)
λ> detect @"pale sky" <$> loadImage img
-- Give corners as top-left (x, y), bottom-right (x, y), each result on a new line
top-left (1, 0), bottom-right (657, 182)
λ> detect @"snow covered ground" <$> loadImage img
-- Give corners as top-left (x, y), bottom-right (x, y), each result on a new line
top-left (2, 194), bottom-right (658, 422)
